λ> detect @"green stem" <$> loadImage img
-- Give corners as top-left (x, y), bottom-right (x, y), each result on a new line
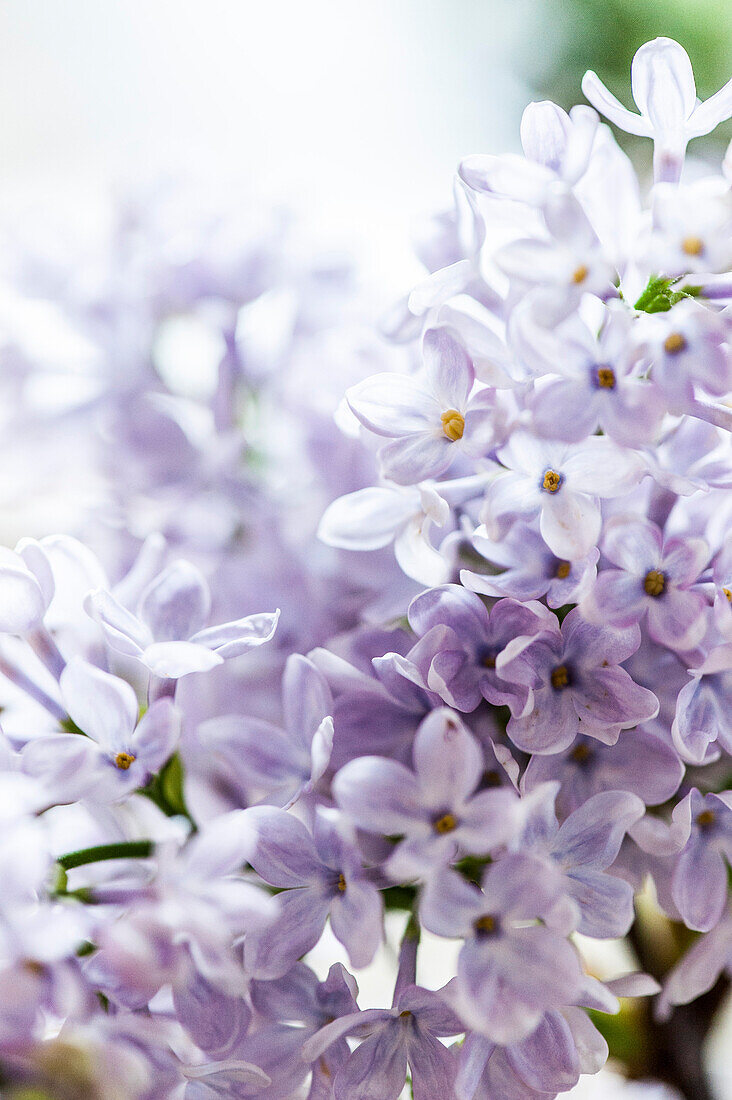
top-left (57, 840), bottom-right (154, 871)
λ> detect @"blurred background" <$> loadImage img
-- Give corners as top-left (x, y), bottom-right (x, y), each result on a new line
top-left (0, 0), bottom-right (731, 293)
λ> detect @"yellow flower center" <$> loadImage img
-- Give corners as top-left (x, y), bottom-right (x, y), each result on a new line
top-left (441, 409), bottom-right (465, 441)
top-left (664, 332), bottom-right (687, 355)
top-left (337, 873), bottom-right (347, 893)
top-left (596, 367), bottom-right (616, 389)
top-left (556, 561), bottom-right (571, 580)
top-left (550, 664), bottom-right (570, 690)
top-left (681, 235), bottom-right (704, 257)
top-left (723, 587), bottom-right (732, 602)
top-left (644, 570), bottom-right (665, 597)
top-left (571, 742), bottom-right (592, 764)
top-left (572, 264), bottom-right (589, 285)
top-left (696, 809), bottom-right (716, 828)
top-left (433, 812), bottom-right (458, 835)
top-left (114, 751), bottom-right (136, 770)
top-left (474, 914), bottom-right (496, 935)
top-left (542, 469), bottom-right (562, 493)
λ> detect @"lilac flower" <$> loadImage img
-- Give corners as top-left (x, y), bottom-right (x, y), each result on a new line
top-left (671, 644), bottom-right (732, 763)
top-left (460, 102), bottom-right (599, 205)
top-left (669, 789), bottom-right (732, 932)
top-left (346, 327), bottom-right (497, 485)
top-left (647, 180), bottom-right (732, 277)
top-left (301, 966), bottom-right (464, 1100)
top-left (525, 306), bottom-right (666, 446)
top-left (583, 37), bottom-right (732, 182)
top-left (245, 962), bottom-right (360, 1099)
top-left (173, 960), bottom-right (251, 1059)
top-left (482, 430), bottom-right (644, 559)
top-left (318, 481), bottom-right (452, 587)
top-left (241, 806), bottom-right (383, 977)
top-left (391, 584), bottom-right (553, 713)
top-left (461, 520), bottom-right (599, 608)
top-left (86, 810), bottom-right (278, 1005)
top-left (583, 515), bottom-right (709, 651)
top-left (22, 658), bottom-right (180, 802)
top-left (310, 639), bottom-right (439, 768)
top-left (0, 543), bottom-right (54, 635)
top-left (457, 1001), bottom-right (606, 1100)
top-left (523, 723), bottom-right (683, 817)
top-left (494, 191), bottom-right (616, 309)
top-left (631, 299), bottom-right (732, 417)
top-left (4, 36), bottom-right (732, 1100)
top-left (86, 559), bottom-right (279, 679)
top-left (496, 608), bottom-right (658, 753)
top-left (659, 914), bottom-right (732, 1019)
top-left (333, 708), bottom-right (517, 880)
top-left (508, 782), bottom-right (645, 938)
top-left (421, 854), bottom-right (584, 1043)
top-left (195, 653), bottom-right (333, 809)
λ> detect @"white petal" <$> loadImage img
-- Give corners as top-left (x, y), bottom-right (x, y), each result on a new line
top-left (581, 71), bottom-right (651, 137)
top-left (318, 487), bottom-right (416, 550)
top-left (59, 658), bottom-right (137, 748)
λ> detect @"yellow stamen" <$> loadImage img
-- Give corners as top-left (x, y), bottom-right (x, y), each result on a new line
top-left (644, 570), bottom-right (665, 597)
top-left (433, 812), bottom-right (458, 835)
top-left (571, 742), bottom-right (592, 764)
top-left (596, 367), bottom-right (616, 389)
top-left (664, 332), bottom-right (687, 355)
top-left (550, 664), bottom-right (570, 690)
top-left (556, 561), bottom-right (571, 580)
top-left (474, 915), bottom-right (496, 935)
top-left (441, 409), bottom-right (465, 441)
top-left (723, 587), bottom-right (732, 602)
top-left (572, 264), bottom-right (588, 285)
top-left (696, 809), bottom-right (716, 828)
top-left (542, 469), bottom-right (562, 493)
top-left (114, 751), bottom-right (136, 770)
top-left (682, 235), bottom-right (704, 257)
top-left (337, 873), bottom-right (347, 893)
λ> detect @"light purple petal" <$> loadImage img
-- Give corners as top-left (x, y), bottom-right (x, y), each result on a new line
top-left (141, 640), bottom-right (223, 678)
top-left (672, 841), bottom-right (728, 932)
top-left (130, 698), bottom-right (181, 773)
top-left (334, 1025), bottom-right (407, 1100)
top-left (244, 887), bottom-right (330, 980)
top-left (59, 657), bottom-right (137, 749)
top-left (333, 757), bottom-right (422, 834)
top-left (243, 806), bottom-right (325, 887)
top-left (139, 559), bottom-right (211, 642)
top-left (330, 880), bottom-right (383, 969)
top-left (189, 610), bottom-right (279, 658)
top-left (85, 588), bottom-right (150, 656)
top-left (413, 708), bottom-right (483, 806)
top-left (422, 327), bottom-right (474, 410)
top-left (407, 1028), bottom-right (458, 1100)
top-left (540, 491), bottom-right (601, 559)
top-left (380, 432), bottom-right (453, 485)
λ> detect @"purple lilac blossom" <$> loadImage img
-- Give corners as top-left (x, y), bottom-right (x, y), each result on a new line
top-left (5, 34), bottom-right (732, 1100)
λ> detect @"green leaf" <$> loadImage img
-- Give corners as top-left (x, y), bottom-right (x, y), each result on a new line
top-left (139, 752), bottom-right (195, 825)
top-left (633, 274), bottom-right (699, 315)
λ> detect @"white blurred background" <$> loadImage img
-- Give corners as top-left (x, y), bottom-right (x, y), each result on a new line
top-left (0, 0), bottom-right (537, 289)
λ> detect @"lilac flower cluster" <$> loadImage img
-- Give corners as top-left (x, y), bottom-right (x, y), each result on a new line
top-left (0, 35), bottom-right (731, 1100)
